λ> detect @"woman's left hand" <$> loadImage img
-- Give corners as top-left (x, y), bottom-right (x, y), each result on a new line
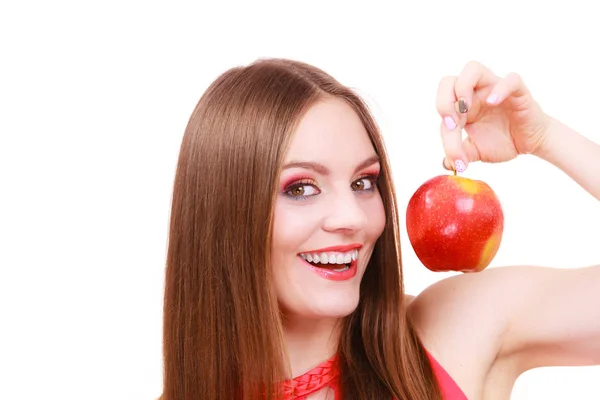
top-left (436, 61), bottom-right (551, 172)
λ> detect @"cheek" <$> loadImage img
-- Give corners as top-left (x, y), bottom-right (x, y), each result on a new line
top-left (270, 201), bottom-right (322, 307)
top-left (363, 193), bottom-right (386, 238)
top-left (271, 201), bottom-right (321, 264)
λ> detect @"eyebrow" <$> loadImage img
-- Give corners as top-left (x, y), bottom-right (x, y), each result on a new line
top-left (282, 155), bottom-right (380, 175)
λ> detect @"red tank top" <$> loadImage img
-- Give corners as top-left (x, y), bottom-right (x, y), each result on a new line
top-left (425, 349), bottom-right (468, 400)
top-left (277, 350), bottom-right (467, 399)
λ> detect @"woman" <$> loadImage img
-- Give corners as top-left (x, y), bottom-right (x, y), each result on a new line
top-left (160, 58), bottom-right (600, 399)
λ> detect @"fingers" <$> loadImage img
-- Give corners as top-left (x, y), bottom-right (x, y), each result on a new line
top-left (453, 61), bottom-right (499, 114)
top-left (437, 77), bottom-right (467, 172)
top-left (435, 62), bottom-right (498, 132)
top-left (441, 134), bottom-right (481, 172)
top-left (486, 72), bottom-right (529, 105)
top-left (436, 61), bottom-right (502, 173)
top-left (436, 75), bottom-right (460, 131)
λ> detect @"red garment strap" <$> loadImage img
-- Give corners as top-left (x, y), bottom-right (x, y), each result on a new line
top-left (278, 355), bottom-right (341, 400)
top-left (273, 349), bottom-right (467, 399)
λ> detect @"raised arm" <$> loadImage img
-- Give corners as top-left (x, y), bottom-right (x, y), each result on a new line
top-left (428, 61), bottom-right (600, 375)
top-left (503, 118), bottom-right (600, 370)
top-left (536, 117), bottom-right (600, 200)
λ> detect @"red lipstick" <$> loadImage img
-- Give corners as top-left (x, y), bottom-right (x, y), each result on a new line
top-left (301, 258), bottom-right (358, 281)
top-left (301, 243), bottom-right (362, 254)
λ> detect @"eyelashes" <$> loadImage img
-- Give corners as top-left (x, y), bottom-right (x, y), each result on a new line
top-left (281, 173), bottom-right (381, 201)
top-left (282, 178), bottom-right (320, 201)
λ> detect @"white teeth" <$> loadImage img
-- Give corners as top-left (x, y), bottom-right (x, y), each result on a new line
top-left (298, 249), bottom-right (359, 265)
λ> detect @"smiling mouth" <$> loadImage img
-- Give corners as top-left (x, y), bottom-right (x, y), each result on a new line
top-left (298, 249), bottom-right (358, 272)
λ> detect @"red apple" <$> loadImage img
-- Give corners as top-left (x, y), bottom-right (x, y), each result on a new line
top-left (405, 174), bottom-right (504, 273)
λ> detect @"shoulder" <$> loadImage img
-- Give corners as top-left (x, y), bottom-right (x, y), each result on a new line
top-left (406, 264), bottom-right (600, 396)
top-left (409, 269), bottom-right (527, 366)
top-left (404, 293), bottom-right (416, 304)
top-left (407, 265), bottom-right (568, 338)
top-left (408, 267), bottom-right (519, 349)
top-left (406, 267), bottom-right (527, 396)
top-left (406, 265), bottom-right (572, 366)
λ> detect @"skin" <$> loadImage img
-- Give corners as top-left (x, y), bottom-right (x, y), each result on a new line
top-left (415, 61), bottom-right (600, 399)
top-left (271, 62), bottom-right (600, 400)
top-left (271, 96), bottom-right (385, 378)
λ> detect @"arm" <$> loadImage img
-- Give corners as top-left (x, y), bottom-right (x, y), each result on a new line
top-left (536, 117), bottom-right (600, 200)
top-left (428, 62), bottom-right (600, 375)
top-left (498, 265), bottom-right (600, 371)
top-left (507, 120), bottom-right (600, 368)
top-left (410, 265), bottom-right (600, 377)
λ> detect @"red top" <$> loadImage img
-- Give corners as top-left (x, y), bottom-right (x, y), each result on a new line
top-left (425, 349), bottom-right (468, 400)
top-left (278, 355), bottom-right (342, 400)
top-left (277, 350), bottom-right (466, 399)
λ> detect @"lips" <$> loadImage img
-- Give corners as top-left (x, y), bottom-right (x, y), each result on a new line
top-left (303, 243), bottom-right (363, 253)
top-left (296, 243), bottom-right (362, 281)
top-left (298, 255), bottom-right (358, 281)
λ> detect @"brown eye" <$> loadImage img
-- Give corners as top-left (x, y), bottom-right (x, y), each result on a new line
top-left (351, 177), bottom-right (374, 191)
top-left (351, 180), bottom-right (364, 191)
top-left (284, 183), bottom-right (319, 200)
top-left (289, 186), bottom-right (305, 197)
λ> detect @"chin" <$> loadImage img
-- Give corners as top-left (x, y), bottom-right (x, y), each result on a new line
top-left (276, 257), bottom-right (368, 321)
top-left (307, 289), bottom-right (361, 319)
top-left (279, 286), bottom-right (362, 321)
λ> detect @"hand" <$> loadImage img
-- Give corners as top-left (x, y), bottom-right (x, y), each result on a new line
top-left (436, 61), bottom-right (552, 172)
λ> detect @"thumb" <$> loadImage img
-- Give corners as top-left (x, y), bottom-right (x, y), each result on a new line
top-left (461, 135), bottom-right (481, 164)
top-left (440, 119), bottom-right (468, 172)
top-left (442, 134), bottom-right (481, 171)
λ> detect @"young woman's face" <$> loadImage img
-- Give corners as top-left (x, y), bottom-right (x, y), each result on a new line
top-left (271, 97), bottom-right (386, 321)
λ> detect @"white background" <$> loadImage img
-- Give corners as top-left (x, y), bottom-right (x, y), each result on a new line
top-left (1, 1), bottom-right (599, 399)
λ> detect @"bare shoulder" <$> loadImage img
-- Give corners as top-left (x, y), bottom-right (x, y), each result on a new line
top-left (408, 266), bottom-right (525, 349)
top-left (408, 264), bottom-right (574, 339)
top-left (407, 264), bottom-right (600, 398)
top-left (407, 267), bottom-right (527, 394)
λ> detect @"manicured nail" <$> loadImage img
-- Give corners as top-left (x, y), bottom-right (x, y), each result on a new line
top-left (444, 116), bottom-right (456, 130)
top-left (486, 93), bottom-right (498, 104)
top-left (454, 159), bottom-right (466, 172)
top-left (455, 98), bottom-right (468, 113)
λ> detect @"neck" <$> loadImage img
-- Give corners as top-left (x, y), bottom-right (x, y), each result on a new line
top-left (281, 314), bottom-right (343, 377)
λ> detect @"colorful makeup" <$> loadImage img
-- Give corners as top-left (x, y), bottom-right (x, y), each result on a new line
top-left (280, 175), bottom-right (320, 201)
top-left (280, 175), bottom-right (316, 192)
top-left (353, 169), bottom-right (381, 192)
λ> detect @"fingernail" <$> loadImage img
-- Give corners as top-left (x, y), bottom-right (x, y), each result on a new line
top-left (455, 98), bottom-right (468, 113)
top-left (455, 159), bottom-right (466, 172)
top-left (444, 116), bottom-right (456, 130)
top-left (486, 93), bottom-right (498, 104)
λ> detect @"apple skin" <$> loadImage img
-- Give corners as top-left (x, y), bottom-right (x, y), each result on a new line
top-left (406, 174), bottom-right (504, 273)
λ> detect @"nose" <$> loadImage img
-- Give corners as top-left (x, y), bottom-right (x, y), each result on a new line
top-left (322, 191), bottom-right (368, 234)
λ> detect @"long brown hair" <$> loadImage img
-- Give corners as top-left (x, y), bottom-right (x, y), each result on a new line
top-left (161, 58), bottom-right (442, 400)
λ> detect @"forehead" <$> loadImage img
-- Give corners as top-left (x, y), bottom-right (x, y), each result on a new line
top-left (285, 97), bottom-right (376, 162)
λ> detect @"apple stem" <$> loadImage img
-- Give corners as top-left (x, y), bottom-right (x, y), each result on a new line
top-left (453, 169), bottom-right (457, 176)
